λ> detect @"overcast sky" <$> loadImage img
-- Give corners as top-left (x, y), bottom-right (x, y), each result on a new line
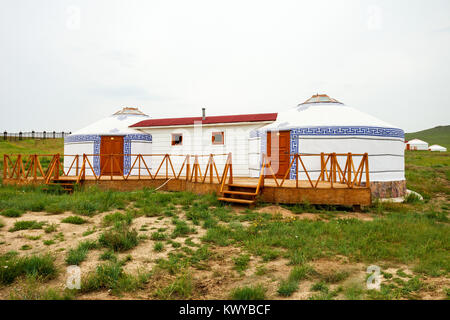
top-left (0, 0), bottom-right (449, 133)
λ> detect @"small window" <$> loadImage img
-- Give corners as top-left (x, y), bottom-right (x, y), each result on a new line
top-left (212, 132), bottom-right (224, 145)
top-left (171, 133), bottom-right (183, 146)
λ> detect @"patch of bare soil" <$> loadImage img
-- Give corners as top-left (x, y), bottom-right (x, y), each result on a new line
top-left (255, 205), bottom-right (374, 222)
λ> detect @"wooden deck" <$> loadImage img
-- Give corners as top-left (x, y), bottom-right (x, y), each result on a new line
top-left (3, 152), bottom-right (372, 206)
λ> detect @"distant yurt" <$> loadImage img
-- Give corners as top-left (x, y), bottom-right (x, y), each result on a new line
top-left (64, 107), bottom-right (152, 176)
top-left (253, 94), bottom-right (406, 198)
top-left (405, 139), bottom-right (428, 151)
top-left (429, 144), bottom-right (447, 152)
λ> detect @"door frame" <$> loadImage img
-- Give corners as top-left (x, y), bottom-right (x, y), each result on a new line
top-left (266, 130), bottom-right (291, 178)
top-left (100, 135), bottom-right (124, 175)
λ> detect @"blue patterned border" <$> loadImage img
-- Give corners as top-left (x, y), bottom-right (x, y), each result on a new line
top-left (123, 134), bottom-right (152, 175)
top-left (289, 126), bottom-right (404, 138)
top-left (64, 134), bottom-right (101, 175)
top-left (65, 133), bottom-right (152, 175)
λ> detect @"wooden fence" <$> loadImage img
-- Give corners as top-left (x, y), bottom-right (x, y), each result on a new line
top-left (2, 131), bottom-right (71, 141)
top-left (3, 152), bottom-right (370, 190)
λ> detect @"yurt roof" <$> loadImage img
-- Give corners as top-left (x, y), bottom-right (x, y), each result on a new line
top-left (261, 94), bottom-right (400, 131)
top-left (70, 107), bottom-right (150, 136)
top-left (429, 144), bottom-right (446, 150)
top-left (408, 139), bottom-right (428, 145)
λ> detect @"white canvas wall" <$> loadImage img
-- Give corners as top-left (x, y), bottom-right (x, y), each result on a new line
top-left (295, 136), bottom-right (405, 182)
top-left (128, 141), bottom-right (152, 175)
top-left (64, 142), bottom-right (95, 176)
top-left (139, 123), bottom-right (268, 177)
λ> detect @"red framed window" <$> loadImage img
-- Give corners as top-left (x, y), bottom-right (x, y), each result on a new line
top-left (212, 132), bottom-right (224, 145)
top-left (171, 133), bottom-right (183, 146)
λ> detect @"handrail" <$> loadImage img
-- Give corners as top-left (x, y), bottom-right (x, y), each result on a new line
top-left (261, 152), bottom-right (370, 189)
top-left (3, 153), bottom-right (233, 186)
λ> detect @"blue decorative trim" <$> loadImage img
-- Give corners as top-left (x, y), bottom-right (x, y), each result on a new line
top-left (289, 126), bottom-right (404, 138)
top-left (64, 135), bottom-right (101, 175)
top-left (290, 130), bottom-right (298, 179)
top-left (123, 134), bottom-right (152, 175)
top-left (65, 133), bottom-right (152, 175)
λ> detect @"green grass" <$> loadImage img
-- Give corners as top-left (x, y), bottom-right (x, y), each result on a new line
top-left (66, 240), bottom-right (98, 265)
top-left (61, 216), bottom-right (87, 225)
top-left (154, 242), bottom-right (164, 252)
top-left (154, 273), bottom-right (193, 299)
top-left (9, 220), bottom-right (45, 232)
top-left (0, 252), bottom-right (57, 285)
top-left (277, 279), bottom-right (299, 297)
top-left (81, 261), bottom-right (150, 295)
top-left (230, 284), bottom-right (266, 300)
top-left (99, 250), bottom-right (117, 262)
top-left (102, 211), bottom-right (134, 226)
top-left (98, 222), bottom-right (139, 252)
top-left (203, 212), bottom-right (450, 277)
top-left (233, 254), bottom-right (250, 274)
top-left (1, 208), bottom-right (24, 217)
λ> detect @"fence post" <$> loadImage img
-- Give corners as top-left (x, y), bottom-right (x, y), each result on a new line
top-left (347, 152), bottom-right (352, 187)
top-left (186, 155), bottom-right (190, 181)
top-left (82, 154), bottom-right (86, 180)
top-left (3, 154), bottom-right (7, 180)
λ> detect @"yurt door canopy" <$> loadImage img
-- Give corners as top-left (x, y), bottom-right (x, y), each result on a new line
top-left (64, 107), bottom-right (152, 176)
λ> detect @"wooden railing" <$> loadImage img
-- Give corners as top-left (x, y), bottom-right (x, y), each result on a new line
top-left (3, 152), bottom-right (370, 190)
top-left (2, 154), bottom-right (64, 183)
top-left (3, 153), bottom-right (233, 185)
top-left (260, 152), bottom-right (370, 188)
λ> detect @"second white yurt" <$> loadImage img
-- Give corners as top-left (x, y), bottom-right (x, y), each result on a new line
top-left (64, 107), bottom-right (152, 176)
top-left (252, 94), bottom-right (406, 198)
top-left (406, 139), bottom-right (429, 150)
top-left (429, 144), bottom-right (447, 152)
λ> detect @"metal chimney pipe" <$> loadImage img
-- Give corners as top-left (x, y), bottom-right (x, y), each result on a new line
top-left (202, 108), bottom-right (206, 120)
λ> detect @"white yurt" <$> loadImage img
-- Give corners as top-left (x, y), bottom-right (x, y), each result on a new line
top-left (64, 107), bottom-right (152, 176)
top-left (429, 144), bottom-right (447, 152)
top-left (406, 139), bottom-right (428, 150)
top-left (251, 94), bottom-right (406, 198)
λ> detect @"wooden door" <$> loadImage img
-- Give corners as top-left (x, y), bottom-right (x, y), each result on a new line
top-left (100, 136), bottom-right (124, 175)
top-left (267, 131), bottom-right (290, 178)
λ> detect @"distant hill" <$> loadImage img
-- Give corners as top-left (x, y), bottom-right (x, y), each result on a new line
top-left (405, 125), bottom-right (450, 149)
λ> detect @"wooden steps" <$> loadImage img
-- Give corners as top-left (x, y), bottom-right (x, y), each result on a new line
top-left (219, 183), bottom-right (260, 205)
top-left (45, 179), bottom-right (77, 193)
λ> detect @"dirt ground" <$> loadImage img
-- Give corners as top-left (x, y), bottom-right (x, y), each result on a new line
top-left (0, 205), bottom-right (448, 300)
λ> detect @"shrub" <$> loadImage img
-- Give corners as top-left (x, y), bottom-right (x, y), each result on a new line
top-left (66, 240), bottom-right (98, 265)
top-left (102, 211), bottom-right (134, 226)
top-left (81, 261), bottom-right (150, 294)
top-left (154, 273), bottom-right (192, 299)
top-left (171, 219), bottom-right (194, 238)
top-left (230, 285), bottom-right (266, 300)
top-left (233, 254), bottom-right (250, 273)
top-left (0, 253), bottom-right (57, 285)
top-left (1, 208), bottom-right (24, 217)
top-left (99, 250), bottom-right (117, 262)
top-left (151, 232), bottom-right (168, 241)
top-left (9, 220), bottom-right (45, 232)
top-left (154, 242), bottom-right (164, 252)
top-left (61, 216), bottom-right (87, 225)
top-left (98, 223), bottom-right (138, 252)
top-left (277, 279), bottom-right (298, 297)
